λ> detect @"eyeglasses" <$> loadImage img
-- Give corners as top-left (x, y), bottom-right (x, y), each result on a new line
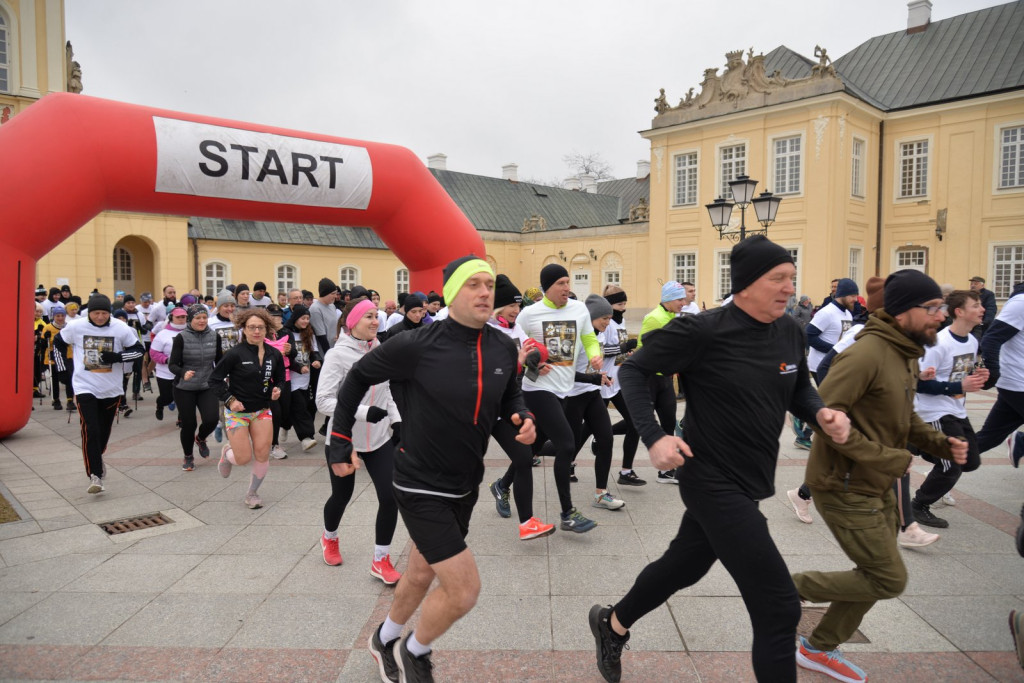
top-left (245, 325), bottom-right (266, 332)
top-left (915, 304), bottom-right (948, 316)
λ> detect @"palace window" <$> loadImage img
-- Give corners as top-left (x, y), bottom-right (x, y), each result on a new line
top-left (773, 136), bottom-right (801, 194)
top-left (338, 266), bottom-right (359, 291)
top-left (851, 138), bottom-right (866, 198)
top-left (276, 264), bottom-right (297, 296)
top-left (396, 268), bottom-right (409, 295)
top-left (672, 252), bottom-right (696, 285)
top-left (204, 261), bottom-right (227, 296)
top-left (1000, 126), bottom-right (1024, 189)
top-left (899, 140), bottom-right (928, 198)
top-left (673, 152), bottom-right (698, 206)
top-left (719, 144), bottom-right (746, 200)
top-left (716, 251), bottom-right (731, 301)
top-left (896, 247), bottom-right (927, 273)
top-left (993, 244), bottom-right (1024, 299)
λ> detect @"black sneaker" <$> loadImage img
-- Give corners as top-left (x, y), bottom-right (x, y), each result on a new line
top-left (912, 501), bottom-right (949, 529)
top-left (195, 437), bottom-right (210, 459)
top-left (368, 623), bottom-right (400, 683)
top-left (589, 604), bottom-right (629, 683)
top-left (182, 456), bottom-right (195, 472)
top-left (1016, 503), bottom-right (1023, 558)
top-left (394, 636), bottom-right (434, 682)
top-left (155, 405), bottom-right (164, 421)
top-left (66, 399), bottom-right (75, 412)
top-left (489, 479), bottom-right (511, 518)
top-left (655, 469), bottom-right (678, 484)
top-left (32, 389), bottom-right (45, 399)
top-left (569, 464), bottom-right (578, 483)
top-left (617, 470), bottom-right (647, 486)
top-left (52, 399), bottom-right (62, 411)
top-left (120, 405), bottom-right (133, 418)
top-left (143, 381), bottom-right (153, 393)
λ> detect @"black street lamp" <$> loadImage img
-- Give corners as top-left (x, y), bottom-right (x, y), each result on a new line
top-left (705, 175), bottom-right (782, 241)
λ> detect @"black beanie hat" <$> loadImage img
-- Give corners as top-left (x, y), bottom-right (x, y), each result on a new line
top-left (730, 235), bottom-right (794, 294)
top-left (318, 277), bottom-right (336, 298)
top-left (350, 285), bottom-right (369, 300)
top-left (540, 263), bottom-right (569, 292)
top-left (287, 304), bottom-right (310, 326)
top-left (404, 294), bottom-right (425, 311)
top-left (122, 294), bottom-right (135, 303)
top-left (883, 269), bottom-right (943, 317)
top-left (493, 274), bottom-right (522, 309)
top-left (88, 293), bottom-right (112, 313)
top-left (427, 291), bottom-right (442, 304)
top-left (234, 283), bottom-right (250, 296)
top-left (253, 281), bottom-right (267, 291)
top-left (397, 292), bottom-right (409, 307)
top-left (186, 303), bottom-right (207, 323)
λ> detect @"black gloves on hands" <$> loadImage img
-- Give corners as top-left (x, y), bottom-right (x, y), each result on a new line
top-left (366, 406), bottom-right (388, 423)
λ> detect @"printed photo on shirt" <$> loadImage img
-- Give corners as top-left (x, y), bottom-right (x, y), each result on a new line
top-left (840, 320), bottom-right (853, 338)
top-left (615, 328), bottom-right (630, 365)
top-left (217, 328), bottom-right (239, 351)
top-left (543, 320), bottom-right (577, 366)
top-left (949, 351), bottom-right (976, 399)
top-left (83, 335), bottom-right (113, 372)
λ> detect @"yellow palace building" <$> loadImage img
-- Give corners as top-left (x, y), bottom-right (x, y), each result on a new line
top-left (6, 0), bottom-right (1024, 315)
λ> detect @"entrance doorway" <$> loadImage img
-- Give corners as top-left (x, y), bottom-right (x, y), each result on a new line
top-left (112, 236), bottom-right (155, 298)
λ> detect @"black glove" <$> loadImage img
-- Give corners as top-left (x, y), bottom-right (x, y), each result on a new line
top-left (366, 406), bottom-right (388, 423)
top-left (100, 351), bottom-right (123, 364)
top-left (390, 422), bottom-right (401, 446)
top-left (325, 433), bottom-right (353, 465)
top-left (622, 338), bottom-right (638, 353)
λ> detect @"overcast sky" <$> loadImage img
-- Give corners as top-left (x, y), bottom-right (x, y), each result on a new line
top-left (66, 0), bottom-right (1006, 185)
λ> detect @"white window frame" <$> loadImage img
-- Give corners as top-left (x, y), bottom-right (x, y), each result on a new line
top-left (275, 263), bottom-right (298, 297)
top-left (782, 245), bottom-right (801, 295)
top-left (851, 137), bottom-right (866, 199)
top-left (395, 268), bottom-right (409, 296)
top-left (0, 4), bottom-right (19, 96)
top-left (672, 150), bottom-right (699, 206)
top-left (992, 241), bottom-right (1024, 300)
top-left (996, 122), bottom-right (1024, 192)
top-left (895, 136), bottom-right (931, 200)
top-left (338, 265), bottom-right (359, 292)
top-left (769, 133), bottom-right (804, 196)
top-left (717, 140), bottom-right (748, 200)
top-left (894, 246), bottom-right (928, 273)
top-left (670, 251), bottom-right (697, 286)
top-left (603, 269), bottom-right (621, 287)
top-left (715, 249), bottom-right (732, 302)
top-left (848, 247), bottom-right (863, 288)
top-left (202, 260), bottom-right (230, 297)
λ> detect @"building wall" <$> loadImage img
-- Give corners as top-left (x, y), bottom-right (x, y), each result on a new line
top-left (0, 0), bottom-right (66, 114)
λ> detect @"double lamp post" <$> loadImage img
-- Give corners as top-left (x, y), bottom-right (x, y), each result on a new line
top-left (705, 175), bottom-right (782, 241)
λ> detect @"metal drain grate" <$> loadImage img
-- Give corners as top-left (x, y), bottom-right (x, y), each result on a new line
top-left (99, 512), bottom-right (172, 535)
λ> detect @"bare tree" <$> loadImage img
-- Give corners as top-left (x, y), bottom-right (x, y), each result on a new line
top-left (562, 151), bottom-right (616, 181)
top-left (519, 174), bottom-right (566, 188)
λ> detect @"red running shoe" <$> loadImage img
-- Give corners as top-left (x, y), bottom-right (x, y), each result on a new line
top-left (371, 554), bottom-right (402, 585)
top-left (321, 533), bottom-right (342, 566)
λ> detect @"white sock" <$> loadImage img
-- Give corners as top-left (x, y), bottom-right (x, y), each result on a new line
top-left (620, 469), bottom-right (632, 475)
top-left (380, 616), bottom-right (404, 643)
top-left (323, 529), bottom-right (338, 540)
top-left (407, 632), bottom-right (431, 657)
top-left (374, 544), bottom-right (390, 562)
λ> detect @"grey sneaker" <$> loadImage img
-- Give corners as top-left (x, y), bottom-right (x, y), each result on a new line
top-left (489, 479), bottom-right (511, 518)
top-left (244, 492), bottom-right (262, 509)
top-left (589, 604), bottom-right (629, 683)
top-left (592, 492), bottom-right (625, 510)
top-left (218, 445), bottom-right (233, 478)
top-left (86, 474), bottom-right (104, 494)
top-left (560, 507), bottom-right (597, 533)
top-left (368, 623), bottom-right (400, 682)
top-left (270, 445), bottom-right (287, 460)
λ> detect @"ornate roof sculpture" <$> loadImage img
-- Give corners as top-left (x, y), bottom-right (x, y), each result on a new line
top-left (652, 46), bottom-right (843, 128)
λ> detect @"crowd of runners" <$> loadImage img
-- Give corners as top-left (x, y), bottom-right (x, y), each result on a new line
top-left (28, 238), bottom-right (1024, 682)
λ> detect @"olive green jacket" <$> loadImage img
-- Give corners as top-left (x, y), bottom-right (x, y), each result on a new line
top-left (806, 309), bottom-right (952, 497)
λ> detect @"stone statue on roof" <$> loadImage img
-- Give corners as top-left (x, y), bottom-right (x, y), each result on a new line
top-left (654, 88), bottom-right (670, 114)
top-left (812, 45), bottom-right (836, 78)
top-left (66, 41), bottom-right (83, 93)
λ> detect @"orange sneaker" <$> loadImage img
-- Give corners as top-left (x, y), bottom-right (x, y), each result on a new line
top-left (321, 533), bottom-right (342, 566)
top-left (519, 516), bottom-right (556, 540)
top-left (797, 636), bottom-right (867, 683)
top-left (371, 554), bottom-right (402, 585)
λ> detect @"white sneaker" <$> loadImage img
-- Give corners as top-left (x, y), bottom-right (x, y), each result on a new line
top-left (86, 474), bottom-right (105, 494)
top-left (939, 493), bottom-right (956, 506)
top-left (592, 491), bottom-right (625, 510)
top-left (301, 437), bottom-right (317, 451)
top-left (787, 488), bottom-right (813, 524)
top-left (898, 522), bottom-right (940, 548)
top-left (270, 445), bottom-right (287, 460)
top-left (280, 428), bottom-right (289, 443)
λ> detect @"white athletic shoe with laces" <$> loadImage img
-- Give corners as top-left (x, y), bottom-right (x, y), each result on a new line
top-left (270, 445), bottom-right (287, 460)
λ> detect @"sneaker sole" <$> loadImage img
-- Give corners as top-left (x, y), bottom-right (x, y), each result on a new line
top-left (368, 631), bottom-right (398, 683)
top-left (617, 479), bottom-right (647, 486)
top-left (796, 650), bottom-right (865, 683)
top-left (86, 484), bottom-right (103, 494)
top-left (520, 525), bottom-right (556, 541)
top-left (655, 478), bottom-right (678, 484)
top-left (370, 568), bottom-right (401, 585)
top-left (787, 490), bottom-right (813, 524)
top-left (561, 521), bottom-right (597, 533)
top-left (592, 501), bottom-right (625, 510)
top-left (898, 536), bottom-right (939, 548)
top-left (246, 499), bottom-right (262, 509)
top-left (588, 604), bottom-right (620, 683)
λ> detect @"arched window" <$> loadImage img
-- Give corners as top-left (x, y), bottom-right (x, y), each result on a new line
top-left (396, 268), bottom-right (409, 295)
top-left (276, 264), bottom-right (298, 295)
top-left (338, 266), bottom-right (359, 291)
top-left (204, 261), bottom-right (228, 297)
top-left (0, 12), bottom-right (10, 94)
top-left (113, 247), bottom-right (133, 282)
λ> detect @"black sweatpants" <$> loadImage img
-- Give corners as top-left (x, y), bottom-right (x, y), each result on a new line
top-left (649, 374), bottom-right (677, 436)
top-left (49, 364), bottom-right (74, 403)
top-left (524, 390), bottom-right (576, 514)
top-left (155, 377), bottom-right (175, 409)
top-left (496, 418), bottom-right (536, 523)
top-left (976, 389), bottom-right (1024, 453)
top-left (173, 386), bottom-right (219, 456)
top-left (271, 387), bottom-right (293, 445)
top-left (122, 357), bottom-right (142, 396)
top-left (289, 386), bottom-right (316, 441)
top-left (323, 442), bottom-right (398, 546)
top-left (565, 390), bottom-right (613, 490)
top-left (581, 392), bottom-right (640, 471)
top-left (75, 393), bottom-right (121, 479)
top-left (915, 415), bottom-right (980, 506)
top-left (613, 474), bottom-right (800, 682)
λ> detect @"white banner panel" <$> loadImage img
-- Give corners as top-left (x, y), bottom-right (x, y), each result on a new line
top-left (153, 117), bottom-right (372, 210)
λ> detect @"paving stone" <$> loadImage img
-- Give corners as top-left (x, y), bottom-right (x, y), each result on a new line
top-left (0, 523), bottom-right (114, 566)
top-left (0, 591), bottom-right (155, 645)
top-left (434, 595), bottom-right (552, 650)
top-left (65, 553), bottom-right (205, 593)
top-left (165, 553), bottom-right (303, 594)
top-left (226, 594), bottom-right (376, 648)
top-left (0, 553), bottom-right (113, 592)
top-left (101, 593), bottom-right (263, 647)
top-left (900, 594), bottom-right (1024, 652)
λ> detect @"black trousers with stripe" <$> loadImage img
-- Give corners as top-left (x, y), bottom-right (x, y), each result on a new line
top-left (75, 393), bottom-right (120, 479)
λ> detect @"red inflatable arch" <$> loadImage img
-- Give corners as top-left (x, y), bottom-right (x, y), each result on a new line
top-left (0, 93), bottom-right (485, 438)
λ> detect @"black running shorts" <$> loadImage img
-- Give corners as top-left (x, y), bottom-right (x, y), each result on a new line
top-left (393, 485), bottom-right (478, 565)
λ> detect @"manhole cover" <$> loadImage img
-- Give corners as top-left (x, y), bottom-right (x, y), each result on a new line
top-left (798, 606), bottom-right (869, 643)
top-left (99, 512), bottom-right (172, 535)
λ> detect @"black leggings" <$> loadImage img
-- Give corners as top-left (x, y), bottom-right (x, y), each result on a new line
top-left (172, 386), bottom-right (219, 456)
top-left (271, 386), bottom-right (293, 446)
top-left (289, 386), bottom-right (316, 441)
top-left (914, 415), bottom-right (980, 506)
top-left (524, 390), bottom-right (576, 514)
top-left (323, 442), bottom-right (398, 546)
top-left (649, 374), bottom-right (677, 436)
top-left (614, 476), bottom-right (800, 682)
top-left (565, 390), bottom-right (613, 489)
top-left (496, 419), bottom-right (536, 523)
top-left (155, 376), bottom-right (175, 409)
top-left (593, 392), bottom-right (640, 470)
top-left (75, 393), bottom-right (121, 479)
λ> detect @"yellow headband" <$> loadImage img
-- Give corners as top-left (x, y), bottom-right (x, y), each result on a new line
top-left (443, 259), bottom-right (494, 305)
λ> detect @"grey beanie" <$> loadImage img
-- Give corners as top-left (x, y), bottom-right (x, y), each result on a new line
top-left (216, 290), bottom-right (235, 308)
top-left (585, 293), bottom-right (613, 320)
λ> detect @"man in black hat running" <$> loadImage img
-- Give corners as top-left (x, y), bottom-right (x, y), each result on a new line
top-left (328, 255), bottom-right (534, 683)
top-left (588, 235), bottom-right (850, 683)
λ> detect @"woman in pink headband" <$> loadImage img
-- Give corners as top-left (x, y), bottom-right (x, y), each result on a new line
top-left (313, 296), bottom-right (402, 585)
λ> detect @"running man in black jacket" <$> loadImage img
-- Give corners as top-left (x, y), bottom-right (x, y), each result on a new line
top-left (588, 236), bottom-right (851, 683)
top-left (328, 255), bottom-right (535, 683)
